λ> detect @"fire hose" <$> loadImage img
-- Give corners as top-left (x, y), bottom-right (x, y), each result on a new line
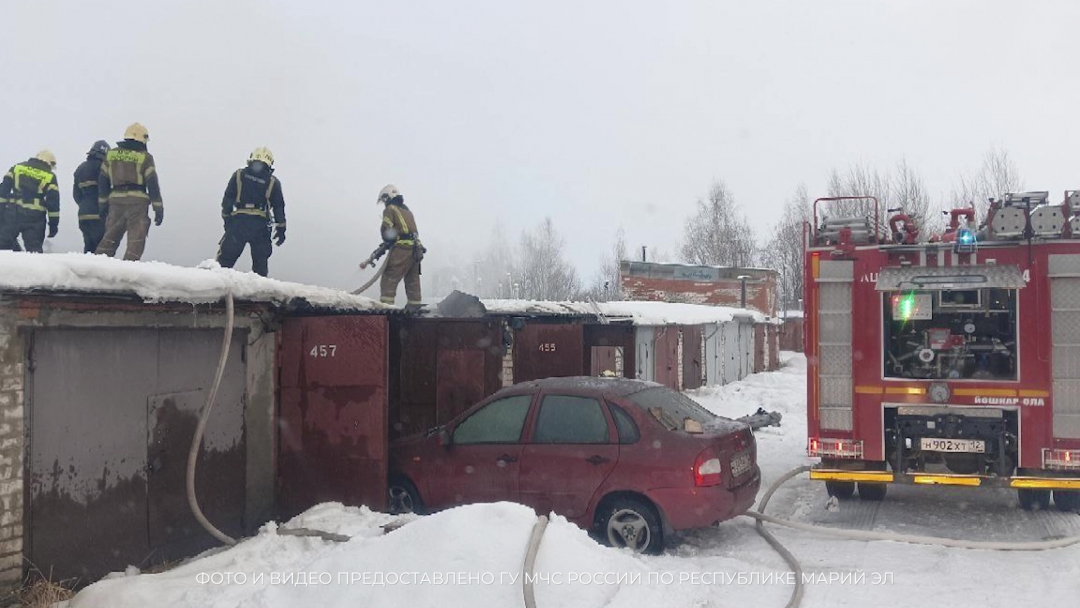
top-left (352, 249), bottom-right (393, 295)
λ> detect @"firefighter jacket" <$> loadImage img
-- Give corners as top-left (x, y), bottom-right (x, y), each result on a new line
top-left (381, 201), bottom-right (419, 248)
top-left (0, 157), bottom-right (60, 220)
top-left (73, 156), bottom-right (104, 220)
top-left (221, 165), bottom-right (285, 229)
top-left (98, 140), bottom-right (163, 208)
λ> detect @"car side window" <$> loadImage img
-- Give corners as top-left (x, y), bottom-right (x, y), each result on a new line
top-left (453, 395), bottom-right (532, 445)
top-left (533, 395), bottom-right (610, 444)
top-left (610, 404), bottom-right (640, 444)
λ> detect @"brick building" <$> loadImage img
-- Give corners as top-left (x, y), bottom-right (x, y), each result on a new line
top-left (619, 261), bottom-right (778, 316)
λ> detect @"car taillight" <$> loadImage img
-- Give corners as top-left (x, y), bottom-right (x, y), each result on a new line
top-left (807, 437), bottom-right (863, 459)
top-left (694, 449), bottom-right (723, 487)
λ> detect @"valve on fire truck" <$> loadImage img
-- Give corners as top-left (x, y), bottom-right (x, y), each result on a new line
top-left (887, 207), bottom-right (919, 244)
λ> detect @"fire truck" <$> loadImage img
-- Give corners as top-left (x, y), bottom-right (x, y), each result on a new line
top-left (804, 193), bottom-right (1080, 510)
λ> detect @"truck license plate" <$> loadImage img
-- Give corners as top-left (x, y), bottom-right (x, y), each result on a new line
top-left (920, 438), bottom-right (985, 453)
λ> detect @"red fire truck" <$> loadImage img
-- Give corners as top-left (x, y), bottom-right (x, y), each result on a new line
top-left (804, 193), bottom-right (1080, 510)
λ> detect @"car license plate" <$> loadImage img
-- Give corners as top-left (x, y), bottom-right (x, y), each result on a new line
top-left (730, 452), bottom-right (753, 477)
top-left (919, 438), bottom-right (985, 453)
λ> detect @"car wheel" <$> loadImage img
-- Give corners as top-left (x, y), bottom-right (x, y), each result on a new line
top-left (1053, 490), bottom-right (1080, 512)
top-left (600, 497), bottom-right (664, 555)
top-left (825, 481), bottom-right (855, 499)
top-left (857, 482), bottom-right (887, 501)
top-left (388, 476), bottom-right (424, 515)
top-left (1018, 488), bottom-right (1051, 511)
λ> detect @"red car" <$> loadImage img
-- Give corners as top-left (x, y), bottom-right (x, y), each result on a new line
top-left (388, 377), bottom-right (760, 553)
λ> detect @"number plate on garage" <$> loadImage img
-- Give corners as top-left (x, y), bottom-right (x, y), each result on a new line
top-left (730, 452), bottom-right (753, 477)
top-left (919, 438), bottom-right (985, 453)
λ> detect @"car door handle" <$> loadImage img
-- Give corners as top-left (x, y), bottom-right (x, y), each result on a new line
top-left (585, 455), bottom-right (610, 465)
top-left (497, 454), bottom-right (518, 464)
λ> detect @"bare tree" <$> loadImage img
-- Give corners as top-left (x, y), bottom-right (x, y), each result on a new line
top-left (584, 227), bottom-right (627, 301)
top-left (950, 145), bottom-right (1024, 222)
top-left (514, 217), bottom-right (580, 301)
top-left (472, 221), bottom-right (516, 298)
top-left (761, 184), bottom-right (811, 312)
top-left (680, 180), bottom-right (757, 267)
top-left (824, 159), bottom-right (932, 239)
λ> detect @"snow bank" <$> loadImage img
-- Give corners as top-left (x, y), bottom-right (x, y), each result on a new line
top-left (481, 298), bottom-right (770, 324)
top-left (0, 251), bottom-right (383, 309)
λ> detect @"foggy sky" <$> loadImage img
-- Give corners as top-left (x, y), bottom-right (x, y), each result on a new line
top-left (5, 1), bottom-right (1080, 295)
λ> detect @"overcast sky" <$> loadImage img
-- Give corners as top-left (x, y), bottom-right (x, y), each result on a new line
top-left (6, 1), bottom-right (1080, 293)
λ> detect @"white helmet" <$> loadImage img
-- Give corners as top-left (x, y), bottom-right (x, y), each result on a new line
top-left (377, 184), bottom-right (401, 205)
top-left (35, 150), bottom-right (57, 168)
top-left (123, 122), bottom-right (149, 143)
top-left (248, 146), bottom-right (274, 167)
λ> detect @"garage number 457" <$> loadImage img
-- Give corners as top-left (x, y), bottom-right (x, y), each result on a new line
top-left (310, 344), bottom-right (337, 357)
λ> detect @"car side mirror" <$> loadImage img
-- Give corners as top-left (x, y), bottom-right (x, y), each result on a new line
top-left (437, 428), bottom-right (451, 447)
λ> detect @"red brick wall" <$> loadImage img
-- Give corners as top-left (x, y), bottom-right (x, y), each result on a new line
top-left (621, 275), bottom-right (776, 316)
top-left (779, 317), bottom-right (804, 352)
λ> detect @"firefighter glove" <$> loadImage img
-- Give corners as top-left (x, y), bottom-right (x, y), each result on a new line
top-left (274, 225), bottom-right (286, 246)
top-left (154, 206), bottom-right (164, 226)
top-left (47, 218), bottom-right (58, 238)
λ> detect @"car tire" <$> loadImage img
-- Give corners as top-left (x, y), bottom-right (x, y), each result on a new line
top-left (600, 497), bottom-right (664, 555)
top-left (388, 476), bottom-right (424, 515)
top-left (857, 482), bottom-right (887, 501)
top-left (1018, 488), bottom-right (1051, 511)
top-left (825, 481), bottom-right (855, 499)
top-left (1053, 490), bottom-right (1080, 512)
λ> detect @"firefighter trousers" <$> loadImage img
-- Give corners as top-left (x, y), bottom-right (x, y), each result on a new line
top-left (0, 207), bottom-right (45, 253)
top-left (79, 218), bottom-right (105, 254)
top-left (96, 197), bottom-right (152, 260)
top-left (380, 245), bottom-right (422, 305)
top-left (217, 216), bottom-right (272, 277)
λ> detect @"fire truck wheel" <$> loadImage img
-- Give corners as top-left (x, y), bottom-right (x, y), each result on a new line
top-left (857, 482), bottom-right (888, 501)
top-left (825, 481), bottom-right (855, 499)
top-left (1052, 490), bottom-right (1080, 512)
top-left (1017, 488), bottom-right (1051, 511)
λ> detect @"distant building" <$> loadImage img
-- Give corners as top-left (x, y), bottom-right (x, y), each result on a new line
top-left (619, 261), bottom-right (778, 316)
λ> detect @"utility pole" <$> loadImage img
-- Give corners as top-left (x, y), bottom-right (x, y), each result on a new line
top-left (737, 275), bottom-right (750, 309)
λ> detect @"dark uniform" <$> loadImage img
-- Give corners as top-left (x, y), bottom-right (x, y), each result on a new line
top-left (217, 164), bottom-right (286, 277)
top-left (379, 200), bottom-right (423, 306)
top-left (0, 157), bottom-right (59, 253)
top-left (95, 139), bottom-right (163, 260)
top-left (73, 144), bottom-right (108, 253)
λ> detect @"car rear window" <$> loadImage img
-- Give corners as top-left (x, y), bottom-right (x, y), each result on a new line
top-left (625, 387), bottom-right (716, 431)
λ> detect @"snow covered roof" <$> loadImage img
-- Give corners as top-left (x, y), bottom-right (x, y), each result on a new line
top-left (0, 252), bottom-right (386, 311)
top-left (479, 298), bottom-right (769, 325)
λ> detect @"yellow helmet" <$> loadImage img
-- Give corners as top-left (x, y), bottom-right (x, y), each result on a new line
top-left (35, 150), bottom-right (57, 169)
top-left (248, 147), bottom-right (274, 167)
top-left (377, 184), bottom-right (401, 205)
top-left (123, 122), bottom-right (149, 143)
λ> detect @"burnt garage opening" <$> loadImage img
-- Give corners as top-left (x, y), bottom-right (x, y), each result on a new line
top-left (27, 326), bottom-right (247, 582)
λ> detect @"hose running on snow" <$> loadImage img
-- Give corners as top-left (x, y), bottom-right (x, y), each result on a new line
top-left (187, 290), bottom-right (238, 546)
top-left (522, 515), bottom-right (549, 608)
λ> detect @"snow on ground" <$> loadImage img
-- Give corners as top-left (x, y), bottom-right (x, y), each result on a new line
top-left (0, 251), bottom-right (383, 309)
top-left (69, 352), bottom-right (1080, 607)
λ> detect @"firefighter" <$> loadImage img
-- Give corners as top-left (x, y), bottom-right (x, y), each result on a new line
top-left (95, 123), bottom-right (163, 261)
top-left (216, 147), bottom-right (286, 277)
top-left (376, 184), bottom-right (424, 310)
top-left (0, 151), bottom-right (60, 253)
top-left (73, 140), bottom-right (110, 253)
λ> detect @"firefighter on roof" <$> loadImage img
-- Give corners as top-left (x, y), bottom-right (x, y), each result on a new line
top-left (216, 147), bottom-right (286, 277)
top-left (376, 184), bottom-right (424, 309)
top-left (95, 122), bottom-right (163, 261)
top-left (73, 140), bottom-right (110, 253)
top-left (0, 150), bottom-right (60, 253)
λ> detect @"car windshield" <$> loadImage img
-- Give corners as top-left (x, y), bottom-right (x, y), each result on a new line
top-left (626, 387), bottom-right (717, 432)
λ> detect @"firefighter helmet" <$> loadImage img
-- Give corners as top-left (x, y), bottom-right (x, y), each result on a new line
top-left (248, 147), bottom-right (274, 168)
top-left (123, 122), bottom-right (149, 143)
top-left (35, 150), bottom-right (57, 168)
top-left (88, 140), bottom-right (110, 158)
top-left (378, 184), bottom-right (401, 205)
